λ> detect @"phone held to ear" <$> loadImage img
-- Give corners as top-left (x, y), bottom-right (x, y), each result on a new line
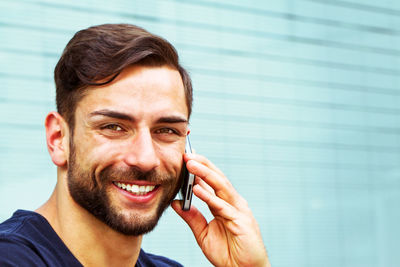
top-left (180, 136), bottom-right (195, 211)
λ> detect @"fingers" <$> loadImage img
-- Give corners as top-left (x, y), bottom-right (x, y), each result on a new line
top-left (195, 177), bottom-right (214, 196)
top-left (185, 153), bottom-right (224, 177)
top-left (193, 183), bottom-right (237, 220)
top-left (184, 153), bottom-right (241, 207)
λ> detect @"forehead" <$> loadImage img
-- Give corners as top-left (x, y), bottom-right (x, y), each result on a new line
top-left (76, 65), bottom-right (188, 120)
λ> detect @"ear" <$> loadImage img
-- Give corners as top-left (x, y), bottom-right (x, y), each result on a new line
top-left (45, 112), bottom-right (69, 167)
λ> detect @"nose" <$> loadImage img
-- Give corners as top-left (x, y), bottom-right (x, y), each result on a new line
top-left (123, 129), bottom-right (160, 172)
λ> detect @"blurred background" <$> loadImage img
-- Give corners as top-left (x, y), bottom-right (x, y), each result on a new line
top-left (1, 0), bottom-right (399, 266)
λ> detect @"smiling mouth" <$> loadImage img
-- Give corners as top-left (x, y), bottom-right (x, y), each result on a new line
top-left (113, 182), bottom-right (157, 196)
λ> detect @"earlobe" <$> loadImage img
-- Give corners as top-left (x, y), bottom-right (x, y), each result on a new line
top-left (45, 112), bottom-right (69, 167)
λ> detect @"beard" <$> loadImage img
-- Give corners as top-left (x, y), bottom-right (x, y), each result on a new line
top-left (67, 144), bottom-right (182, 236)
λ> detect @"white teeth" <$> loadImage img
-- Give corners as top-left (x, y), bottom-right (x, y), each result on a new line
top-left (131, 184), bottom-right (139, 193)
top-left (114, 182), bottom-right (155, 195)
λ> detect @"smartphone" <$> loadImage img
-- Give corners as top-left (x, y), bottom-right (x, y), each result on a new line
top-left (180, 136), bottom-right (195, 211)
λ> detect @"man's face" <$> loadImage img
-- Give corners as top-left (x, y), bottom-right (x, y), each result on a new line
top-left (66, 65), bottom-right (189, 236)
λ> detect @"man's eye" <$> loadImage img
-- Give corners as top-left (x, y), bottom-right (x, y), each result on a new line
top-left (101, 124), bottom-right (123, 131)
top-left (155, 128), bottom-right (176, 134)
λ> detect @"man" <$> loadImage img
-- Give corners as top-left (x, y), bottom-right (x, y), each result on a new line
top-left (0, 24), bottom-right (270, 266)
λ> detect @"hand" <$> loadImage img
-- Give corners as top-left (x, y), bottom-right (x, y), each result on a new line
top-left (172, 153), bottom-right (270, 267)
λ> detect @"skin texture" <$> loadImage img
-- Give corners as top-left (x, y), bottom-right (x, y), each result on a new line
top-left (37, 65), bottom-right (270, 267)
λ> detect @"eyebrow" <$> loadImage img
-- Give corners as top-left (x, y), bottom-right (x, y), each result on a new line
top-left (89, 110), bottom-right (135, 122)
top-left (156, 116), bottom-right (188, 124)
top-left (89, 109), bottom-right (188, 124)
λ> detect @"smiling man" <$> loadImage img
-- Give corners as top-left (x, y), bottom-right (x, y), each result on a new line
top-left (0, 24), bottom-right (270, 267)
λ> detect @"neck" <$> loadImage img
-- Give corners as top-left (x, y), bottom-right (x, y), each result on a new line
top-left (36, 169), bottom-right (142, 267)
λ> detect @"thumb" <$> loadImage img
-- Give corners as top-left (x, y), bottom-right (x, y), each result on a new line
top-left (171, 200), bottom-right (208, 244)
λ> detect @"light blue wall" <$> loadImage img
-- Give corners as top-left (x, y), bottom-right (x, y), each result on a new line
top-left (1, 0), bottom-right (400, 266)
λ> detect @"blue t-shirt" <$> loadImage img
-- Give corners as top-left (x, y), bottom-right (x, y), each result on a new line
top-left (0, 210), bottom-right (183, 267)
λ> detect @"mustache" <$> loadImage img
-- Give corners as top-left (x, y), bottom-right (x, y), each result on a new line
top-left (99, 166), bottom-right (175, 184)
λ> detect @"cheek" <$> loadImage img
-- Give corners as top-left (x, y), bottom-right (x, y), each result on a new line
top-left (73, 136), bottom-right (123, 170)
top-left (158, 147), bottom-right (183, 175)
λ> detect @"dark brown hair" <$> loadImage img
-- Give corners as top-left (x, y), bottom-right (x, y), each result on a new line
top-left (54, 23), bottom-right (193, 128)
